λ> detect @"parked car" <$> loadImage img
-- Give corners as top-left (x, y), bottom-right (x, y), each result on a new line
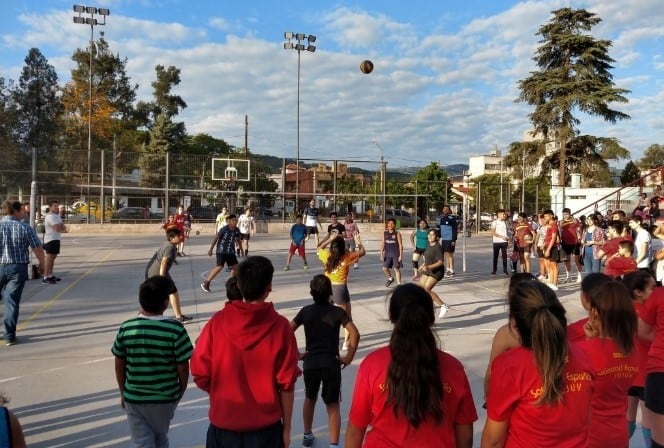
top-left (110, 207), bottom-right (156, 220)
top-left (384, 209), bottom-right (417, 227)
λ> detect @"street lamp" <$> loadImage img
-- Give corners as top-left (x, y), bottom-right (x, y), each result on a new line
top-left (283, 31), bottom-right (316, 212)
top-left (73, 4), bottom-right (109, 222)
top-left (371, 140), bottom-right (387, 223)
top-left (462, 171), bottom-right (471, 272)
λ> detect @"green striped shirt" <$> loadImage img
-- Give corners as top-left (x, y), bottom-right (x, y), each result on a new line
top-left (112, 316), bottom-right (193, 403)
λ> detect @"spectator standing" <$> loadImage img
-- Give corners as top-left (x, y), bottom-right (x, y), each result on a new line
top-left (560, 208), bottom-right (582, 283)
top-left (541, 210), bottom-right (560, 290)
top-left (145, 228), bottom-right (192, 323)
top-left (345, 284), bottom-right (477, 448)
top-left (630, 215), bottom-right (652, 273)
top-left (303, 199), bottom-right (323, 246)
top-left (438, 205), bottom-right (458, 277)
top-left (112, 276), bottom-right (193, 448)
top-left (513, 213), bottom-right (534, 274)
top-left (490, 209), bottom-right (509, 276)
top-left (343, 212), bottom-right (361, 269)
top-left (581, 214), bottom-right (606, 275)
top-left (291, 275), bottom-right (360, 448)
top-left (191, 256), bottom-right (301, 448)
top-left (1, 200), bottom-right (45, 346)
top-left (215, 207), bottom-right (228, 233)
top-left (284, 215), bottom-right (309, 271)
top-left (604, 240), bottom-right (638, 278)
top-left (237, 208), bottom-right (255, 257)
top-left (43, 200), bottom-right (67, 284)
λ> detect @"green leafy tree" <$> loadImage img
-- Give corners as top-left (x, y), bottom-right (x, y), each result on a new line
top-left (517, 7), bottom-right (630, 186)
top-left (0, 76), bottom-right (28, 195)
top-left (638, 144), bottom-right (664, 170)
top-left (620, 161), bottom-right (641, 186)
top-left (413, 162), bottom-right (449, 215)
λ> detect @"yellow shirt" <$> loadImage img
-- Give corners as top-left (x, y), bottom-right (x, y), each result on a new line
top-left (318, 250), bottom-right (360, 284)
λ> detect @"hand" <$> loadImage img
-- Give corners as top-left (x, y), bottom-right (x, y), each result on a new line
top-left (419, 264), bottom-right (426, 272)
top-left (282, 426), bottom-right (291, 448)
top-left (298, 351), bottom-right (306, 361)
top-left (451, 241), bottom-right (455, 246)
top-left (583, 320), bottom-right (599, 339)
top-left (338, 354), bottom-right (352, 368)
top-left (207, 249), bottom-right (213, 256)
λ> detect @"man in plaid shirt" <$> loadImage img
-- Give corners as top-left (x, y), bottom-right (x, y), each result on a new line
top-left (1, 200), bottom-right (45, 346)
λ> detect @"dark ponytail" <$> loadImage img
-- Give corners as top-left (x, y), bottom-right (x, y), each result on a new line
top-left (386, 284), bottom-right (442, 427)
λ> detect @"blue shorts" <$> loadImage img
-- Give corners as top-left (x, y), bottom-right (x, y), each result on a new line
top-left (383, 256), bottom-right (402, 269)
top-left (440, 240), bottom-right (455, 254)
top-left (216, 253), bottom-right (238, 267)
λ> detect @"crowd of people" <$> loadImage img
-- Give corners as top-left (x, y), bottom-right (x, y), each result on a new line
top-left (5, 196), bottom-right (664, 447)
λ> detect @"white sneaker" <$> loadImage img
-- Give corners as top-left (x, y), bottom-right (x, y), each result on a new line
top-left (438, 304), bottom-right (450, 318)
top-left (576, 274), bottom-right (583, 283)
top-left (353, 263), bottom-right (358, 269)
top-left (547, 283), bottom-right (559, 291)
top-left (563, 273), bottom-right (569, 284)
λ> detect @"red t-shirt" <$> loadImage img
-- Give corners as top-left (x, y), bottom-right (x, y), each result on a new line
top-left (514, 223), bottom-right (534, 247)
top-left (487, 344), bottom-right (593, 448)
top-left (348, 346), bottom-right (477, 447)
top-left (577, 338), bottom-right (638, 448)
top-left (560, 219), bottom-right (579, 245)
top-left (544, 221), bottom-right (559, 248)
top-left (641, 287), bottom-right (664, 373)
top-left (633, 301), bottom-right (651, 387)
top-left (173, 212), bottom-right (186, 230)
top-left (603, 256), bottom-right (637, 277)
top-left (567, 317), bottom-right (589, 343)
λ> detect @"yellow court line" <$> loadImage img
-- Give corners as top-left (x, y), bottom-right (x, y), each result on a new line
top-left (17, 247), bottom-right (120, 330)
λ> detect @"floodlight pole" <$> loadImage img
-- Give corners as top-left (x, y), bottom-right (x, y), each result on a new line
top-left (284, 32), bottom-right (316, 213)
top-left (372, 140), bottom-right (387, 224)
top-left (73, 4), bottom-right (109, 223)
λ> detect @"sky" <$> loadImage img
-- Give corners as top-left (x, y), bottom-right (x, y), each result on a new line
top-left (1, 0), bottom-right (663, 170)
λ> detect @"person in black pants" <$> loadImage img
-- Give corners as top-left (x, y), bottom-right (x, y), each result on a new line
top-left (490, 209), bottom-right (510, 275)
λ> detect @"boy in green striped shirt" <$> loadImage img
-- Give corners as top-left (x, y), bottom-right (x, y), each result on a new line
top-left (112, 276), bottom-right (193, 447)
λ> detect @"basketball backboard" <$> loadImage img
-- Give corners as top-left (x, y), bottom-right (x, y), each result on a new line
top-left (211, 158), bottom-right (250, 182)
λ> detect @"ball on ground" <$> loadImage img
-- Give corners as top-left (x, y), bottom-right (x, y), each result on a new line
top-left (360, 60), bottom-right (374, 74)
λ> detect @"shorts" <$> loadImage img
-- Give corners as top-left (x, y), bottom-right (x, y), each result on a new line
top-left (216, 253), bottom-right (238, 268)
top-left (240, 233), bottom-right (250, 241)
top-left (289, 242), bottom-right (305, 256)
top-left (561, 243), bottom-right (581, 256)
top-left (422, 269), bottom-right (444, 282)
top-left (306, 226), bottom-right (318, 236)
top-left (303, 367), bottom-right (342, 404)
top-left (331, 284), bottom-right (350, 305)
top-left (545, 246), bottom-right (560, 261)
top-left (383, 256), bottom-right (402, 269)
top-left (645, 372), bottom-right (664, 414)
top-left (516, 244), bottom-right (531, 254)
top-left (628, 385), bottom-right (644, 400)
top-left (414, 247), bottom-right (426, 255)
top-left (145, 272), bottom-right (178, 294)
top-left (536, 247), bottom-right (545, 258)
top-left (440, 240), bottom-right (455, 254)
top-left (345, 239), bottom-right (356, 251)
top-left (43, 240), bottom-right (61, 255)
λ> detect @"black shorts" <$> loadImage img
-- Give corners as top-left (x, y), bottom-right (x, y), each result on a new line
top-left (306, 226), bottom-right (318, 235)
top-left (303, 366), bottom-right (341, 404)
top-left (240, 233), bottom-right (250, 241)
top-left (440, 240), bottom-right (455, 254)
top-left (561, 243), bottom-right (581, 256)
top-left (43, 240), bottom-right (61, 255)
top-left (414, 247), bottom-right (426, 255)
top-left (383, 256), bottom-right (402, 269)
top-left (645, 372), bottom-right (664, 414)
top-left (545, 246), bottom-right (560, 261)
top-left (216, 253), bottom-right (238, 268)
top-left (628, 385), bottom-right (644, 400)
top-left (422, 270), bottom-right (444, 282)
top-left (331, 284), bottom-right (350, 305)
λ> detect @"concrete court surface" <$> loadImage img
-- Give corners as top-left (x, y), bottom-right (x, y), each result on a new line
top-left (0, 229), bottom-right (646, 447)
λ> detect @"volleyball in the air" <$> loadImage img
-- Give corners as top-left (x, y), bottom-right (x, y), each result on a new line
top-left (360, 60), bottom-right (374, 74)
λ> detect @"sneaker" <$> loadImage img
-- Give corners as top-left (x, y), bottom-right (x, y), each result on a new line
top-left (200, 281), bottom-right (211, 293)
top-left (51, 276), bottom-right (61, 282)
top-left (491, 271), bottom-right (497, 275)
top-left (303, 432), bottom-right (315, 448)
top-left (547, 283), bottom-right (559, 291)
top-left (42, 277), bottom-right (56, 284)
top-left (576, 274), bottom-right (583, 283)
top-left (353, 263), bottom-right (358, 269)
top-left (303, 264), bottom-right (309, 270)
top-left (176, 315), bottom-right (194, 324)
top-left (283, 265), bottom-right (290, 271)
top-left (385, 277), bottom-right (394, 287)
top-left (448, 271), bottom-right (455, 277)
top-left (5, 338), bottom-right (16, 346)
top-left (438, 304), bottom-right (450, 318)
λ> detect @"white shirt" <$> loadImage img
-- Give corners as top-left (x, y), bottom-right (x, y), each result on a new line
top-left (634, 228), bottom-right (652, 268)
top-left (491, 219), bottom-right (508, 244)
top-left (238, 214), bottom-right (253, 234)
top-left (44, 212), bottom-right (63, 244)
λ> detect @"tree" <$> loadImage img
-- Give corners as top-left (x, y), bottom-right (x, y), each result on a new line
top-left (638, 144), bottom-right (664, 170)
top-left (517, 7), bottom-right (630, 186)
top-left (135, 65), bottom-right (187, 129)
top-left (620, 161), bottom-right (641, 186)
top-left (0, 76), bottom-right (28, 195)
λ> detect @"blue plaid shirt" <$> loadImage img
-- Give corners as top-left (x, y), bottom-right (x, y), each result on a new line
top-left (0, 216), bottom-right (42, 264)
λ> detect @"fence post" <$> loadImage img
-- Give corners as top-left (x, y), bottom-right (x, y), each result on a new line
top-left (100, 150), bottom-right (105, 224)
top-left (165, 151), bottom-right (170, 218)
